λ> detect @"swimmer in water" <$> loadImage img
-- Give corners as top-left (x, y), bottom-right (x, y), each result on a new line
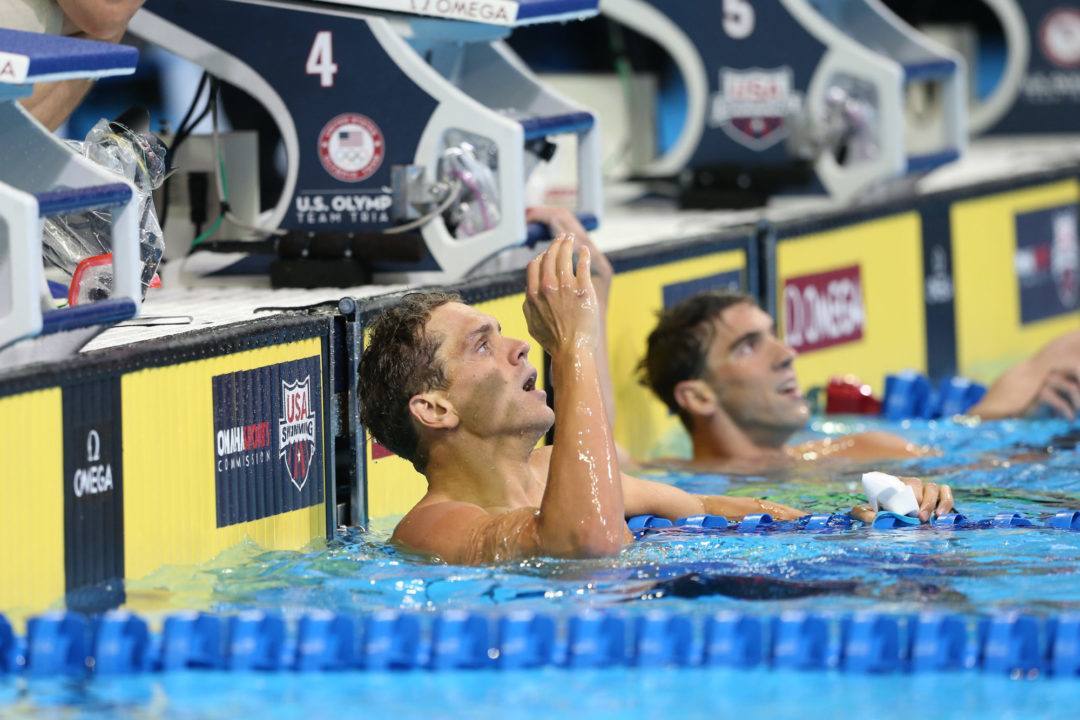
top-left (639, 289), bottom-right (1080, 478)
top-left (359, 234), bottom-right (825, 564)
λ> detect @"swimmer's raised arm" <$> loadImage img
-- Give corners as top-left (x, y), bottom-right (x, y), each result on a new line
top-left (524, 236), bottom-right (628, 557)
top-left (621, 474), bottom-right (805, 522)
top-left (970, 330), bottom-right (1080, 420)
top-left (526, 207), bottom-right (617, 428)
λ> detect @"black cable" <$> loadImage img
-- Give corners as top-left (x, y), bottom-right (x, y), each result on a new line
top-left (169, 101), bottom-right (213, 166)
top-left (161, 72), bottom-right (213, 230)
top-left (177, 73), bottom-right (208, 129)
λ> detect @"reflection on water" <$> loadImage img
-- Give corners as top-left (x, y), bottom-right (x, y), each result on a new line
top-left (116, 417), bottom-right (1080, 623)
top-left (5, 667), bottom-right (1080, 720)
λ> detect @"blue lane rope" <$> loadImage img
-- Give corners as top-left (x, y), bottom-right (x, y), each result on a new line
top-left (2, 608), bottom-right (1079, 678)
top-left (629, 510), bottom-right (1080, 536)
top-left (2, 511), bottom-right (1076, 679)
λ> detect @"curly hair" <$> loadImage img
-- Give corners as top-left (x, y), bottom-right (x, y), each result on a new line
top-left (638, 290), bottom-right (755, 430)
top-left (358, 291), bottom-right (461, 472)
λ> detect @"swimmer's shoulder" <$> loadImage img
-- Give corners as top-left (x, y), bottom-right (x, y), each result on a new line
top-left (787, 432), bottom-right (925, 462)
top-left (849, 431), bottom-right (932, 458)
top-left (391, 496), bottom-right (494, 557)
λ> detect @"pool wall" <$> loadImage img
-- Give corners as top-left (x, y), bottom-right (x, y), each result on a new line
top-left (1, 165), bottom-right (1078, 618)
top-left (0, 315), bottom-right (339, 623)
top-left (768, 171), bottom-right (1080, 391)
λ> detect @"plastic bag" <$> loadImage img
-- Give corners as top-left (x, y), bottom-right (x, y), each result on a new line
top-left (42, 119), bottom-right (167, 305)
top-left (441, 141), bottom-right (501, 238)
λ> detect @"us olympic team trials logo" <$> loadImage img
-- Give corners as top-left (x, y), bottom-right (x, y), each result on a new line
top-left (1040, 8), bottom-right (1080, 68)
top-left (318, 113), bottom-right (385, 182)
top-left (279, 376), bottom-right (317, 492)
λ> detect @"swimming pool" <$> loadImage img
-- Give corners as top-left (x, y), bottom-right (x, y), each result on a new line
top-left (2, 416), bottom-right (1078, 718)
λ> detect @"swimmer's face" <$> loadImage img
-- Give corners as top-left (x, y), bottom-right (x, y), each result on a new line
top-left (424, 302), bottom-right (554, 439)
top-left (699, 302), bottom-right (809, 436)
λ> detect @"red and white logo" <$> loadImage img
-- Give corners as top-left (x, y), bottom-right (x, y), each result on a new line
top-left (1016, 209), bottom-right (1079, 308)
top-left (1040, 8), bottom-right (1080, 68)
top-left (279, 376), bottom-right (317, 492)
top-left (1052, 210), bottom-right (1079, 307)
top-left (318, 113), bottom-right (385, 183)
top-left (783, 265), bottom-right (866, 353)
top-left (710, 67), bottom-right (803, 150)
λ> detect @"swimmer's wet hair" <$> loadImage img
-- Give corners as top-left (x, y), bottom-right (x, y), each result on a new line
top-left (639, 290), bottom-right (756, 430)
top-left (359, 291), bottom-right (461, 472)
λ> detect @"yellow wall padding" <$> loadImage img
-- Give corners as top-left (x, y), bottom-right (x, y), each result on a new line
top-left (951, 179), bottom-right (1080, 382)
top-left (606, 250), bottom-right (747, 460)
top-left (122, 338), bottom-right (327, 580)
top-left (776, 212), bottom-right (927, 394)
top-left (0, 387), bottom-right (64, 622)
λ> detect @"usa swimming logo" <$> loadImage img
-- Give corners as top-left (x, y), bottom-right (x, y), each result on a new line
top-left (1015, 205), bottom-right (1080, 324)
top-left (710, 67), bottom-right (803, 151)
top-left (212, 356), bottom-right (324, 528)
top-left (279, 376), bottom-right (317, 492)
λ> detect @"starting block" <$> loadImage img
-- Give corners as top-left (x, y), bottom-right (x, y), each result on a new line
top-left (601, 0), bottom-right (968, 202)
top-left (930, 0), bottom-right (1080, 136)
top-left (131, 0), bottom-right (603, 282)
top-left (0, 29), bottom-right (141, 357)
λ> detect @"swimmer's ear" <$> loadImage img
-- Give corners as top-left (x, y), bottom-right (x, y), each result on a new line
top-left (408, 392), bottom-right (460, 431)
top-left (673, 379), bottom-right (717, 418)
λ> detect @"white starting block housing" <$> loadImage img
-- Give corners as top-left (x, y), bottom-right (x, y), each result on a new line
top-left (601, 0), bottom-right (968, 200)
top-left (132, 0), bottom-right (603, 282)
top-left (0, 29), bottom-right (142, 355)
top-left (910, 0), bottom-right (1079, 137)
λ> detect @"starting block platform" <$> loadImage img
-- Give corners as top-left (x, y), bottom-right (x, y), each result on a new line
top-left (0, 139), bottom-right (1078, 621)
top-left (0, 29), bottom-right (143, 358)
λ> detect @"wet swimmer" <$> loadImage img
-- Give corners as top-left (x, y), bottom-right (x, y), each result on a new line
top-left (357, 236), bottom-right (805, 564)
top-left (639, 291), bottom-right (1080, 476)
top-left (639, 291), bottom-right (936, 472)
top-left (639, 291), bottom-right (959, 522)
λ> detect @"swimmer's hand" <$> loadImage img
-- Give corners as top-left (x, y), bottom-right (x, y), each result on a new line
top-left (525, 207), bottom-right (613, 304)
top-left (849, 505), bottom-right (876, 524)
top-left (970, 365), bottom-right (1079, 420)
top-left (850, 476), bottom-right (955, 524)
top-left (526, 207), bottom-right (618, 432)
top-left (1029, 367), bottom-right (1080, 420)
top-left (524, 235), bottom-right (599, 357)
top-left (971, 330), bottom-right (1080, 420)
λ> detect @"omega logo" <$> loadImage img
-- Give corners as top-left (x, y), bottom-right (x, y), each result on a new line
top-left (73, 428), bottom-right (113, 498)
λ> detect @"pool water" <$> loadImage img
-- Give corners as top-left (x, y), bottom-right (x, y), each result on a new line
top-left (3, 417), bottom-right (1080, 718)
